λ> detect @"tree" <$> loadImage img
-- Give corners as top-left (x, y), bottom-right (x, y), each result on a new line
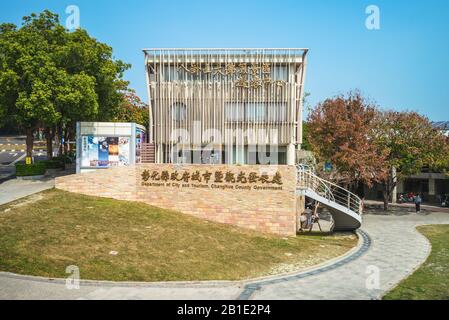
top-left (112, 89), bottom-right (149, 128)
top-left (307, 91), bottom-right (388, 191)
top-left (0, 10), bottom-right (129, 158)
top-left (0, 12), bottom-right (62, 157)
top-left (373, 111), bottom-right (449, 210)
top-left (301, 121), bottom-right (312, 151)
top-left (57, 27), bottom-right (130, 122)
top-left (48, 15), bottom-right (129, 156)
top-left (54, 71), bottom-right (99, 156)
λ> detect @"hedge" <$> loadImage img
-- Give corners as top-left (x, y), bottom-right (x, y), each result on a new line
top-left (15, 158), bottom-right (66, 176)
top-left (15, 163), bottom-right (46, 177)
top-left (38, 159), bottom-right (64, 169)
top-left (53, 155), bottom-right (73, 164)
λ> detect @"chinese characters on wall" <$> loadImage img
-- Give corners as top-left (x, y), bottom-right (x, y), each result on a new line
top-left (141, 168), bottom-right (283, 190)
top-left (176, 62), bottom-right (287, 89)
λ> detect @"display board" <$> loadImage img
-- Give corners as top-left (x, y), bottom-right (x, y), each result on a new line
top-left (81, 136), bottom-right (130, 168)
top-left (135, 128), bottom-right (146, 164)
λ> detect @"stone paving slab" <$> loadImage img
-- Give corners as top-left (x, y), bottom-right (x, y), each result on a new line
top-left (251, 213), bottom-right (448, 300)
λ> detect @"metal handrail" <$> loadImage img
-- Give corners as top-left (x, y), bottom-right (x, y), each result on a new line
top-left (296, 164), bottom-right (362, 215)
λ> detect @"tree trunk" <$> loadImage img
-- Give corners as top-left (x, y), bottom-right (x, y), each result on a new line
top-left (67, 124), bottom-right (75, 153)
top-left (25, 127), bottom-right (34, 159)
top-left (45, 127), bottom-right (53, 159)
top-left (383, 190), bottom-right (389, 211)
top-left (56, 125), bottom-right (63, 156)
top-left (63, 130), bottom-right (69, 155)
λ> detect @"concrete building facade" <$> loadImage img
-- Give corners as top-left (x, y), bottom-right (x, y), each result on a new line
top-left (143, 48), bottom-right (308, 165)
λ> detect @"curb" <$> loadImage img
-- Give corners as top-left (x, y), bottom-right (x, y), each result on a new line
top-left (238, 229), bottom-right (372, 299)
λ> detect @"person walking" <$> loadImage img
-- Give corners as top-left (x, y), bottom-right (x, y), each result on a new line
top-left (414, 193), bottom-right (422, 213)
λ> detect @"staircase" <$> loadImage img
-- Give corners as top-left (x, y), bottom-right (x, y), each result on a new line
top-left (296, 165), bottom-right (362, 231)
top-left (139, 143), bottom-right (156, 163)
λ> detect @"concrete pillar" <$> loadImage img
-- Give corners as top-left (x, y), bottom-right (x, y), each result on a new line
top-left (287, 143), bottom-right (295, 165)
top-left (235, 145), bottom-right (245, 164)
top-left (429, 178), bottom-right (436, 195)
top-left (397, 179), bottom-right (404, 193)
top-left (429, 178), bottom-right (436, 202)
top-left (156, 144), bottom-right (163, 163)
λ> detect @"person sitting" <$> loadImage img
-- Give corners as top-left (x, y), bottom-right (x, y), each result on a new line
top-left (299, 203), bottom-right (313, 232)
top-left (308, 202), bottom-right (322, 232)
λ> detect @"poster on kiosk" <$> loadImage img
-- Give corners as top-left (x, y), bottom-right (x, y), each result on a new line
top-left (77, 122), bottom-right (145, 173)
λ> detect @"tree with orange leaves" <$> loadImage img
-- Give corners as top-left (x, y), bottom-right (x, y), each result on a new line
top-left (307, 91), bottom-right (388, 192)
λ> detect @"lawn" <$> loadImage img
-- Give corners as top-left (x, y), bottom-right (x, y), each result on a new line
top-left (383, 225), bottom-right (449, 300)
top-left (0, 189), bottom-right (357, 282)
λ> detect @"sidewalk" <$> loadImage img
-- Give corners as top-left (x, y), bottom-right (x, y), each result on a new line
top-left (0, 178), bottom-right (55, 205)
top-left (364, 200), bottom-right (449, 213)
top-left (2, 212), bottom-right (449, 299)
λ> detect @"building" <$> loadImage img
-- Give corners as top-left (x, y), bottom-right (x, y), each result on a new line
top-left (433, 121), bottom-right (449, 136)
top-left (143, 48), bottom-right (308, 165)
top-left (364, 121), bottom-right (449, 203)
top-left (59, 48), bottom-right (362, 235)
top-left (75, 122), bottom-right (146, 173)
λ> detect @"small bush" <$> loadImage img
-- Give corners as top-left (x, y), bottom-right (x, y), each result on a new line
top-left (53, 155), bottom-right (73, 164)
top-left (38, 159), bottom-right (64, 169)
top-left (16, 158), bottom-right (66, 176)
top-left (15, 163), bottom-right (46, 177)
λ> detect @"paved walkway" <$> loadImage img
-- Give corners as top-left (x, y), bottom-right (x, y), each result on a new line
top-left (0, 178), bottom-right (54, 205)
top-left (251, 213), bottom-right (444, 300)
top-left (1, 211), bottom-right (449, 300)
top-left (364, 199), bottom-right (449, 213)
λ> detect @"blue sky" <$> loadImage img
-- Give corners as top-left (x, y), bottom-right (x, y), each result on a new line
top-left (2, 0), bottom-right (449, 120)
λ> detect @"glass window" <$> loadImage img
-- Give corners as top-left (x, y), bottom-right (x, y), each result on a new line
top-left (225, 102), bottom-right (288, 122)
top-left (246, 103), bottom-right (266, 122)
top-left (225, 102), bottom-right (244, 121)
top-left (267, 103), bottom-right (287, 122)
top-left (171, 102), bottom-right (187, 121)
top-left (162, 66), bottom-right (179, 81)
top-left (271, 65), bottom-right (288, 81)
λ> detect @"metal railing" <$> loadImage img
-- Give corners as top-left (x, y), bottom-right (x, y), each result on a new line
top-left (296, 164), bottom-right (362, 215)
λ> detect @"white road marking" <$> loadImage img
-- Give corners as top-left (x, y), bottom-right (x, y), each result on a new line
top-left (11, 153), bottom-right (26, 165)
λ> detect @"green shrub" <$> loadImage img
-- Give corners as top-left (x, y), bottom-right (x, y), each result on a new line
top-left (38, 159), bottom-right (64, 169)
top-left (15, 163), bottom-right (46, 177)
top-left (15, 157), bottom-right (68, 176)
top-left (53, 155), bottom-right (73, 164)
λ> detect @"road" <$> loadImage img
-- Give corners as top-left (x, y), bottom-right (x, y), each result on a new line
top-left (0, 136), bottom-right (48, 181)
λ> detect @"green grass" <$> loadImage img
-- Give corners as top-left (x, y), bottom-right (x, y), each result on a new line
top-left (383, 225), bottom-right (449, 300)
top-left (0, 189), bottom-right (357, 282)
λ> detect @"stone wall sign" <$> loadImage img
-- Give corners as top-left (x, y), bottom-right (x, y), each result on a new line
top-left (140, 167), bottom-right (284, 191)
